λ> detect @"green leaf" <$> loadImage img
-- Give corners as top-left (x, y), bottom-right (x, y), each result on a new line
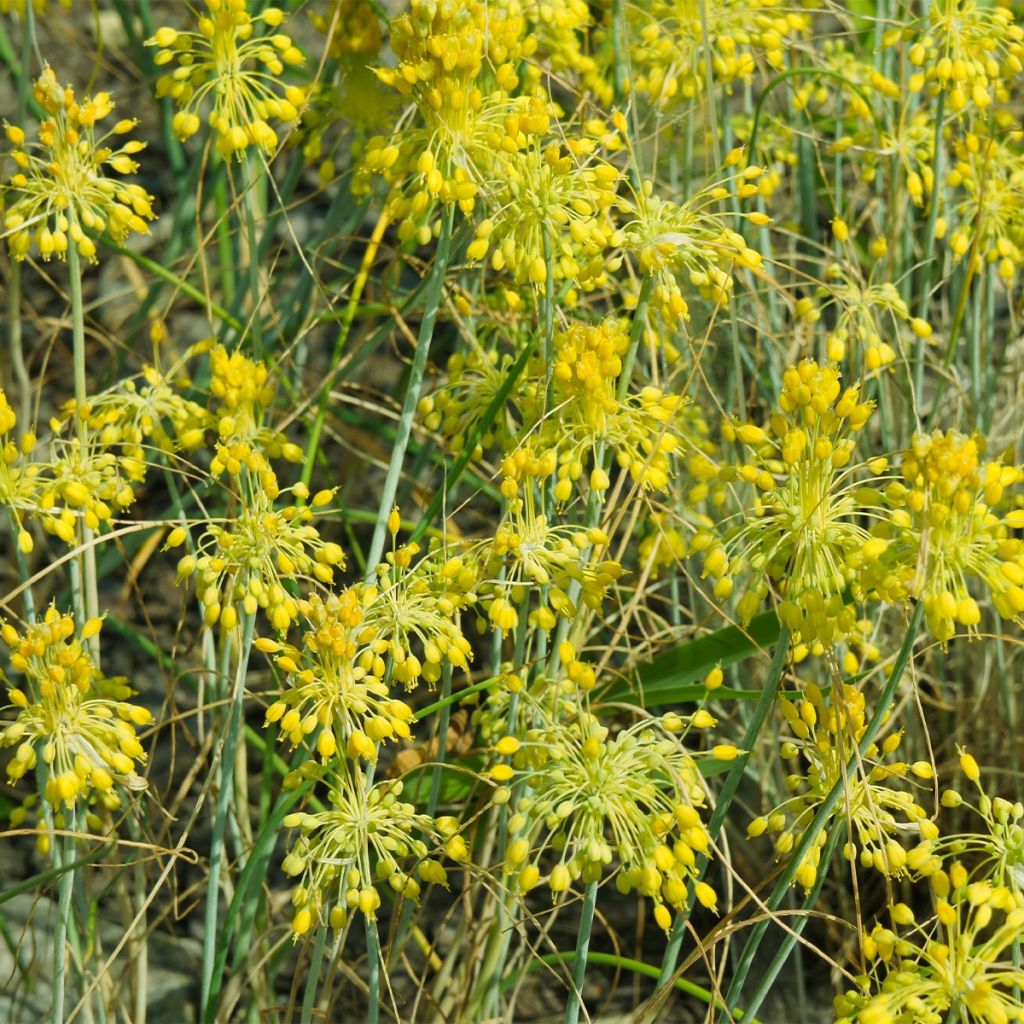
top-left (606, 610), bottom-right (780, 706)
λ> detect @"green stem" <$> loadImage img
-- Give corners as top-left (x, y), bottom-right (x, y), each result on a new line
top-left (724, 602), bottom-right (924, 1011)
top-left (658, 626), bottom-right (790, 986)
top-left (364, 205), bottom-right (454, 578)
top-left (236, 155), bottom-right (264, 356)
top-left (200, 613), bottom-right (256, 1022)
top-left (617, 276), bottom-right (654, 403)
top-left (912, 88), bottom-right (946, 403)
top-left (300, 925), bottom-right (328, 1024)
top-left (564, 881), bottom-right (599, 1024)
top-left (366, 913), bottom-right (381, 1024)
top-left (738, 822), bottom-right (843, 1021)
top-left (51, 820), bottom-right (76, 1024)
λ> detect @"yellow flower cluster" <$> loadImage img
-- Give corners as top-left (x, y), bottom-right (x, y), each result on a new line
top-left (172, 485), bottom-right (343, 633)
top-left (208, 345), bottom-right (303, 480)
top-left (284, 774), bottom-right (465, 935)
top-left (147, 0), bottom-right (305, 158)
top-left (622, 170), bottom-right (769, 322)
top-left (628, 0), bottom-right (809, 104)
top-left (946, 132), bottom-right (1024, 283)
top-left (748, 682), bottom-right (938, 891)
top-left (874, 430), bottom-right (1024, 643)
top-left (906, 0), bottom-right (1024, 112)
top-left (2, 67), bottom-right (155, 262)
top-left (261, 590), bottom-right (414, 763)
top-left (479, 485), bottom-right (622, 632)
top-left (495, 709), bottom-right (722, 929)
top-left (0, 609), bottom-right (151, 808)
top-left (822, 274), bottom-right (934, 373)
top-left (698, 360), bottom-right (878, 645)
top-left (938, 748), bottom-right (1024, 895)
top-left (365, 537), bottom-right (476, 689)
top-left (835, 863), bottom-right (1024, 1023)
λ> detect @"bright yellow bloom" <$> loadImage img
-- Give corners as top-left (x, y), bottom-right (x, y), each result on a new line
top-left (2, 67), bottom-right (155, 262)
top-left (0, 608), bottom-right (151, 808)
top-left (282, 775), bottom-right (456, 934)
top-left (749, 682), bottom-right (938, 891)
top-left (147, 0), bottom-right (306, 158)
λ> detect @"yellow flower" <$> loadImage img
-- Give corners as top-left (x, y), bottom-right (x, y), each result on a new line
top-left (282, 774), bottom-right (456, 934)
top-left (147, 0), bottom-right (305, 158)
top-left (263, 589), bottom-right (413, 762)
top-left (622, 173), bottom-right (767, 323)
top-left (701, 360), bottom-right (878, 646)
top-left (906, 0), bottom-right (1024, 112)
top-left (0, 608), bottom-right (151, 808)
top-left (835, 866), bottom-right (1024, 1023)
top-left (2, 67), bottom-right (155, 262)
top-left (498, 706), bottom-right (717, 917)
top-left (749, 681), bottom-right (938, 891)
top-left (628, 0), bottom-right (809, 105)
top-left (177, 486), bottom-right (345, 633)
top-left (871, 430), bottom-right (1024, 643)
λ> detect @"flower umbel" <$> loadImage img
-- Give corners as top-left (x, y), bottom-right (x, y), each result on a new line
top-left (0, 608), bottom-right (151, 808)
top-left (2, 66), bottom-right (155, 262)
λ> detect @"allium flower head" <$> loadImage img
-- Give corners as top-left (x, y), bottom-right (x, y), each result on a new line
top-left (698, 360), bottom-right (879, 646)
top-left (748, 681), bottom-right (938, 891)
top-left (465, 135), bottom-right (622, 289)
top-left (822, 273), bottom-right (934, 373)
top-left (37, 433), bottom-right (138, 543)
top-left (261, 589), bottom-right (414, 764)
top-left (622, 170), bottom-right (768, 322)
top-left (906, 0), bottom-right (1024, 112)
top-left (946, 132), bottom-right (1024, 284)
top-left (873, 429), bottom-right (1024, 643)
top-left (835, 864), bottom-right (1024, 1024)
top-left (538, 318), bottom-right (696, 500)
top-left (0, 608), bottom-right (151, 808)
top-left (2, 67), bottom-right (155, 262)
top-left (365, 538), bottom-right (476, 688)
top-left (938, 748), bottom-right (1024, 896)
top-left (147, 0), bottom-right (306, 158)
top-left (282, 773), bottom-right (462, 935)
top-left (208, 344), bottom-right (303, 479)
top-left (174, 486), bottom-right (344, 633)
top-left (496, 707), bottom-right (723, 928)
top-left (628, 0), bottom-right (809, 105)
top-left (479, 481), bottom-right (622, 632)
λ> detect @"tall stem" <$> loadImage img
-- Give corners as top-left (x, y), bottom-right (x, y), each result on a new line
top-left (51, 821), bottom-right (76, 1024)
top-left (364, 205), bottom-right (454, 578)
top-left (365, 913), bottom-right (381, 1024)
top-left (67, 244), bottom-right (99, 654)
top-left (200, 613), bottom-right (256, 1021)
top-left (912, 89), bottom-right (946, 405)
top-left (237, 155), bottom-right (264, 357)
top-left (564, 881), bottom-right (598, 1024)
